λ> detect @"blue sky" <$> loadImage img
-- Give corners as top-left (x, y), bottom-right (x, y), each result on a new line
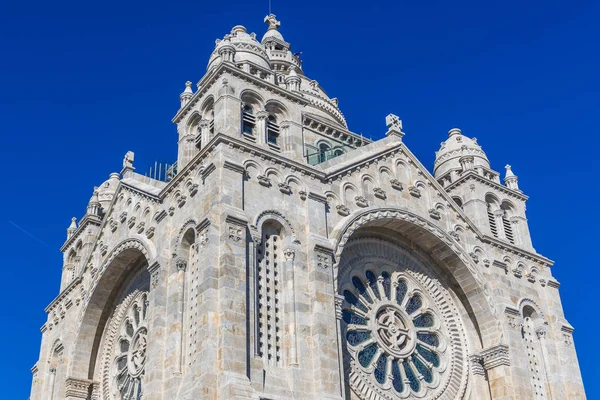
top-left (1, 0), bottom-right (598, 397)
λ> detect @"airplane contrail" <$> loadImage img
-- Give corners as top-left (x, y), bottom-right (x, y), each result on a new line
top-left (8, 220), bottom-right (50, 247)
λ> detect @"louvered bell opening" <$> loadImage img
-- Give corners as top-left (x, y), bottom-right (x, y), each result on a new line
top-left (487, 210), bottom-right (498, 237)
top-left (267, 119), bottom-right (280, 145)
top-left (503, 217), bottom-right (514, 244)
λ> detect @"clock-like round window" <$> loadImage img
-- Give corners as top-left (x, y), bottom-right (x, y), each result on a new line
top-left (340, 251), bottom-right (468, 400)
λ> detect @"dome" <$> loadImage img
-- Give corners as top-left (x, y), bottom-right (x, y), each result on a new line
top-left (434, 128), bottom-right (490, 178)
top-left (207, 25), bottom-right (271, 71)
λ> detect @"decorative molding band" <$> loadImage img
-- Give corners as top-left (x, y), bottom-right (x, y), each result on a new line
top-left (480, 344), bottom-right (510, 370)
top-left (65, 377), bottom-right (95, 398)
top-left (225, 214), bottom-right (248, 227)
top-left (307, 191), bottom-right (328, 203)
top-left (223, 160), bottom-right (246, 174)
top-left (201, 162), bottom-right (217, 180)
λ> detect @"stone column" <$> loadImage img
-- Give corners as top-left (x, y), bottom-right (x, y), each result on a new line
top-left (280, 120), bottom-right (303, 159)
top-left (469, 355), bottom-right (493, 400)
top-left (214, 77), bottom-right (242, 137)
top-left (535, 324), bottom-right (555, 400)
top-left (283, 246), bottom-right (299, 366)
top-left (143, 261), bottom-right (167, 400)
top-left (174, 258), bottom-right (187, 374)
top-left (199, 118), bottom-right (212, 149)
top-left (308, 242), bottom-right (343, 400)
top-left (480, 344), bottom-right (515, 400)
top-left (256, 110), bottom-right (269, 145)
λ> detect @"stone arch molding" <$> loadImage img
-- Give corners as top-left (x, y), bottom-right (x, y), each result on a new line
top-left (331, 207), bottom-right (503, 345)
top-left (69, 236), bottom-right (155, 380)
top-left (252, 209), bottom-right (300, 242)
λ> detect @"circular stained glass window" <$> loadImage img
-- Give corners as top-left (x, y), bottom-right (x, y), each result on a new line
top-left (341, 267), bottom-right (465, 400)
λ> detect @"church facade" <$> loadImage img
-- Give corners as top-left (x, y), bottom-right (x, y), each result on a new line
top-left (30, 15), bottom-right (585, 400)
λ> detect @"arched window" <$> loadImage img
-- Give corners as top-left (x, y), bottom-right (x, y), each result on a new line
top-left (521, 305), bottom-right (548, 399)
top-left (485, 194), bottom-right (500, 238)
top-left (242, 104), bottom-right (256, 137)
top-left (318, 142), bottom-right (331, 163)
top-left (501, 201), bottom-right (516, 244)
top-left (452, 196), bottom-right (463, 209)
top-left (333, 148), bottom-right (344, 157)
top-left (266, 115), bottom-right (280, 145)
top-left (256, 221), bottom-right (285, 366)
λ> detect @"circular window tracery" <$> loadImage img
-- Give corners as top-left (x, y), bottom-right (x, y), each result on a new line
top-left (343, 270), bottom-right (447, 398)
top-left (101, 290), bottom-right (149, 400)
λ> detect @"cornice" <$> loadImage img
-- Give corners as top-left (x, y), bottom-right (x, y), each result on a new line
top-left (173, 62), bottom-right (309, 124)
top-left (483, 234), bottom-right (553, 267)
top-left (45, 277), bottom-right (82, 314)
top-left (60, 216), bottom-right (102, 252)
top-left (120, 181), bottom-right (161, 203)
top-left (302, 112), bottom-right (369, 147)
top-left (446, 170), bottom-right (528, 201)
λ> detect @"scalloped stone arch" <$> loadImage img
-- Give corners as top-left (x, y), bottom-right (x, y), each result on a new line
top-left (331, 207), bottom-right (503, 347)
top-left (253, 209), bottom-right (299, 241)
top-left (68, 238), bottom-right (153, 381)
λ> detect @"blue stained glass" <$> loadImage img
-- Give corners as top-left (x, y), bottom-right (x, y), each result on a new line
top-left (392, 360), bottom-right (404, 393)
top-left (342, 309), bottom-right (367, 325)
top-left (381, 272), bottom-right (392, 300)
top-left (413, 313), bottom-right (434, 328)
top-left (358, 343), bottom-right (378, 367)
top-left (416, 344), bottom-right (440, 367)
top-left (403, 360), bottom-right (420, 392)
top-left (366, 270), bottom-right (380, 300)
top-left (343, 290), bottom-right (368, 312)
top-left (352, 276), bottom-right (372, 303)
top-left (405, 295), bottom-right (422, 315)
top-left (396, 280), bottom-right (407, 305)
top-left (374, 353), bottom-right (387, 384)
top-left (417, 333), bottom-right (439, 347)
top-left (413, 356), bottom-right (433, 383)
top-left (346, 330), bottom-right (371, 346)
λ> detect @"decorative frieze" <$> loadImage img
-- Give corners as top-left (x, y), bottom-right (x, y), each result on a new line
top-left (65, 377), bottom-right (95, 399)
top-left (480, 344), bottom-right (510, 370)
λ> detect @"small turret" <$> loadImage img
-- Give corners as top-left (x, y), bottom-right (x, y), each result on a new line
top-left (504, 164), bottom-right (520, 191)
top-left (179, 81), bottom-right (193, 107)
top-left (67, 217), bottom-right (77, 239)
top-left (86, 187), bottom-right (101, 217)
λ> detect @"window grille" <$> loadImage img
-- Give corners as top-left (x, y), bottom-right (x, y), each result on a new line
top-left (267, 115), bottom-right (279, 145)
top-left (487, 208), bottom-right (498, 237)
top-left (503, 216), bottom-right (514, 244)
top-left (242, 105), bottom-right (255, 136)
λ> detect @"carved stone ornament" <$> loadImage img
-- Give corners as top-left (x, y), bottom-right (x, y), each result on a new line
top-left (390, 179), bottom-right (403, 191)
top-left (177, 194), bottom-right (187, 208)
top-left (316, 252), bottom-right (331, 269)
top-left (128, 216), bottom-right (136, 229)
top-left (136, 222), bottom-right (145, 234)
top-left (101, 290), bottom-right (149, 400)
top-left (198, 230), bottom-right (209, 247)
top-left (228, 225), bottom-right (243, 242)
top-left (119, 212), bottom-right (128, 223)
top-left (354, 196), bottom-right (368, 208)
top-left (408, 185), bottom-right (421, 198)
top-left (373, 187), bottom-right (387, 199)
top-left (110, 219), bottom-right (118, 233)
top-left (450, 231), bottom-right (460, 242)
top-left (483, 258), bottom-right (490, 268)
top-left (257, 174), bottom-right (271, 187)
top-left (429, 208), bottom-right (441, 220)
top-left (469, 252), bottom-right (479, 264)
top-left (188, 183), bottom-right (199, 197)
top-left (65, 377), bottom-right (94, 398)
top-left (512, 265), bottom-right (523, 278)
top-left (278, 182), bottom-right (292, 194)
top-left (336, 204), bottom-right (351, 216)
top-left (480, 344), bottom-right (510, 370)
top-left (145, 227), bottom-right (155, 239)
top-left (176, 259), bottom-right (187, 272)
top-left (340, 258), bottom-right (468, 400)
top-left (298, 190), bottom-right (307, 200)
top-left (168, 206), bottom-right (175, 216)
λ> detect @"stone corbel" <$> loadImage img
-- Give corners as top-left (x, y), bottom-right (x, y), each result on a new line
top-left (390, 179), bottom-right (403, 191)
top-left (479, 344), bottom-right (510, 370)
top-left (408, 185), bottom-right (421, 198)
top-left (354, 196), bottom-right (368, 208)
top-left (428, 208), bottom-right (441, 220)
top-left (65, 377), bottom-right (95, 399)
top-left (373, 187), bottom-right (386, 199)
top-left (336, 204), bottom-right (350, 216)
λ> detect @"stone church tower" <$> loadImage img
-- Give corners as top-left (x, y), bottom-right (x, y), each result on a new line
top-left (30, 15), bottom-right (585, 400)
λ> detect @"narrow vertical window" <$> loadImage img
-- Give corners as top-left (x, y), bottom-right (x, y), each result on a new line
top-left (242, 105), bottom-right (255, 136)
top-left (318, 142), bottom-right (331, 163)
top-left (266, 115), bottom-right (280, 145)
top-left (503, 214), bottom-right (514, 244)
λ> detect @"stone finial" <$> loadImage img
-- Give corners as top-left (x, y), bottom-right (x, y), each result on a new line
top-left (86, 187), bottom-right (101, 217)
top-left (67, 217), bottom-right (77, 239)
top-left (385, 114), bottom-right (404, 140)
top-left (121, 151), bottom-right (135, 175)
top-left (504, 164), bottom-right (520, 191)
top-left (448, 128), bottom-right (462, 137)
top-left (179, 81), bottom-right (193, 107)
top-left (264, 14), bottom-right (281, 30)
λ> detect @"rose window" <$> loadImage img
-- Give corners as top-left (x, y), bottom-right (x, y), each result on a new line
top-left (342, 270), bottom-right (453, 399)
top-left (110, 291), bottom-right (149, 399)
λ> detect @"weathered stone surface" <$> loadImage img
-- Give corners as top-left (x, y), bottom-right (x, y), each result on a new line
top-left (30, 14), bottom-right (585, 400)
